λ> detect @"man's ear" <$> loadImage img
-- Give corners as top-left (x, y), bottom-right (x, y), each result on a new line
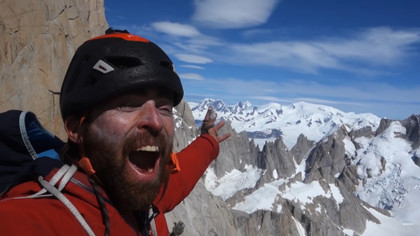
top-left (64, 116), bottom-right (82, 144)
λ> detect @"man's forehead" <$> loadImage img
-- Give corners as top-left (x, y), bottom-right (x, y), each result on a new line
top-left (105, 87), bottom-right (173, 104)
top-left (88, 87), bottom-right (174, 119)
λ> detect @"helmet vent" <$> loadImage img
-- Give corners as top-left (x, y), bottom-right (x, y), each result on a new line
top-left (105, 56), bottom-right (143, 69)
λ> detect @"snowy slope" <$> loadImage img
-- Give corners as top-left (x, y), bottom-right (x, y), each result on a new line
top-left (349, 121), bottom-right (420, 230)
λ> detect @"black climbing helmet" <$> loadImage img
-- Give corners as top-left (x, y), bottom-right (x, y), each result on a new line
top-left (60, 29), bottom-right (184, 120)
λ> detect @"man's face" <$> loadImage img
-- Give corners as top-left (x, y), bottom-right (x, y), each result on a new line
top-left (82, 88), bottom-right (174, 212)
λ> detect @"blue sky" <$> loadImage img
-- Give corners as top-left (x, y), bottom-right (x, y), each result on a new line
top-left (105, 0), bottom-right (420, 119)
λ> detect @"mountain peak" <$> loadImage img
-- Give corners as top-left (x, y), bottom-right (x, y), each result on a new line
top-left (192, 98), bottom-right (227, 111)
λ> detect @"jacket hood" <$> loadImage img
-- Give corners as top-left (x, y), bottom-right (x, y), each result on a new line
top-left (0, 110), bottom-right (64, 195)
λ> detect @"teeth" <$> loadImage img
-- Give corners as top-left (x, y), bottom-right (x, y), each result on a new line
top-left (148, 168), bottom-right (153, 173)
top-left (137, 146), bottom-right (159, 152)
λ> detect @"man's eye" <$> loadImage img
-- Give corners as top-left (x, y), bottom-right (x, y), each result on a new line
top-left (159, 105), bottom-right (173, 116)
top-left (116, 104), bottom-right (139, 112)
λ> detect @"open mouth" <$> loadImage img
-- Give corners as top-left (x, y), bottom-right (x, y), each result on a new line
top-left (128, 145), bottom-right (160, 174)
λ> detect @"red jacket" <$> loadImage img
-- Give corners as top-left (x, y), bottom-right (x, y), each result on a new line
top-left (0, 134), bottom-right (219, 235)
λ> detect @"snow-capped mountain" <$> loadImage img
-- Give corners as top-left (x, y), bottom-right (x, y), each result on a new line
top-left (189, 98), bottom-right (381, 149)
top-left (179, 99), bottom-right (420, 235)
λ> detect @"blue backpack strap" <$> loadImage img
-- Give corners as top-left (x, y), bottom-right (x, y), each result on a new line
top-left (22, 111), bottom-right (64, 160)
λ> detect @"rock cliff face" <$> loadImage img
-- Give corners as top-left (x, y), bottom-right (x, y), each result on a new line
top-left (0, 0), bottom-right (108, 138)
top-left (400, 115), bottom-right (420, 149)
top-left (164, 179), bottom-right (239, 236)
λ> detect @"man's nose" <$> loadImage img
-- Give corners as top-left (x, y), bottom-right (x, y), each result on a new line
top-left (136, 100), bottom-right (163, 132)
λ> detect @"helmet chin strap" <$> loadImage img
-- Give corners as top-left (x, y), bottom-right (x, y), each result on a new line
top-left (170, 153), bottom-right (181, 174)
top-left (77, 115), bottom-right (96, 176)
top-left (78, 156), bottom-right (96, 175)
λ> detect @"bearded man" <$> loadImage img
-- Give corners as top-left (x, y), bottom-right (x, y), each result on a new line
top-left (0, 29), bottom-right (229, 235)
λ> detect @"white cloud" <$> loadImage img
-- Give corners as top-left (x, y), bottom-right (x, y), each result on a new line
top-left (317, 27), bottom-right (420, 66)
top-left (180, 64), bottom-right (205, 70)
top-left (151, 21), bottom-right (201, 37)
top-left (227, 41), bottom-right (338, 73)
top-left (224, 27), bottom-right (420, 74)
top-left (150, 25), bottom-right (420, 76)
top-left (175, 54), bottom-right (213, 64)
top-left (193, 0), bottom-right (280, 29)
top-left (180, 73), bottom-right (205, 80)
top-left (171, 35), bottom-right (223, 54)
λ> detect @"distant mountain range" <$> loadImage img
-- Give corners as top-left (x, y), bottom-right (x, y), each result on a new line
top-left (189, 98), bottom-right (381, 149)
top-left (182, 98), bottom-right (420, 235)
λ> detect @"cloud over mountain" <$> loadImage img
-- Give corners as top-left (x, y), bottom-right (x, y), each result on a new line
top-left (192, 0), bottom-right (280, 29)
